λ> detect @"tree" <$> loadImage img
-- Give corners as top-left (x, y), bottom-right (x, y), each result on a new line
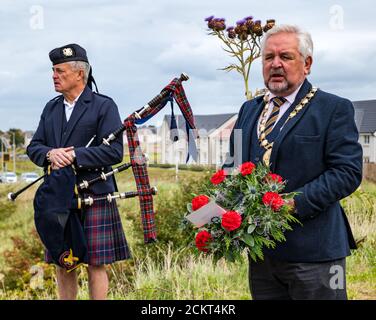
top-left (7, 128), bottom-right (25, 148)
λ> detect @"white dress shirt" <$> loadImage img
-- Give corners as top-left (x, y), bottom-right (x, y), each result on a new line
top-left (63, 90), bottom-right (83, 122)
top-left (257, 81), bottom-right (304, 137)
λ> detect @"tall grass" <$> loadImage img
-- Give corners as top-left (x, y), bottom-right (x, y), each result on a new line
top-left (109, 245), bottom-right (249, 300)
top-left (340, 182), bottom-right (376, 299)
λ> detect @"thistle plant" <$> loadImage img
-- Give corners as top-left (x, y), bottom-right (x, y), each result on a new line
top-left (205, 15), bottom-right (276, 100)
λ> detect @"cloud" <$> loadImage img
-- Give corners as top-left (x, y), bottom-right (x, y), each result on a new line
top-left (0, 0), bottom-right (375, 130)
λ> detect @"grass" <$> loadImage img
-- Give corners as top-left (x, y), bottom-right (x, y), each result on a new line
top-left (0, 163), bottom-right (375, 300)
top-left (2, 158), bottom-right (43, 176)
top-left (109, 246), bottom-right (250, 300)
top-left (341, 181), bottom-right (376, 299)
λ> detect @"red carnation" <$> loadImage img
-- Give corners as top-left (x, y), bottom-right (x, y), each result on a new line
top-left (210, 169), bottom-right (226, 185)
top-left (192, 195), bottom-right (210, 211)
top-left (239, 162), bottom-right (256, 176)
top-left (267, 173), bottom-right (283, 183)
top-left (221, 211), bottom-right (242, 231)
top-left (195, 230), bottom-right (212, 252)
top-left (262, 192), bottom-right (285, 211)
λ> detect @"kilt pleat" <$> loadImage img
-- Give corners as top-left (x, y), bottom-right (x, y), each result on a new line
top-left (45, 195), bottom-right (131, 266)
top-left (84, 197), bottom-right (131, 265)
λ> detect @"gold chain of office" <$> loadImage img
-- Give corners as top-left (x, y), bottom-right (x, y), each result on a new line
top-left (258, 87), bottom-right (318, 166)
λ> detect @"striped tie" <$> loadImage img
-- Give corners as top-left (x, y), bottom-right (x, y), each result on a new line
top-left (263, 96), bottom-right (286, 137)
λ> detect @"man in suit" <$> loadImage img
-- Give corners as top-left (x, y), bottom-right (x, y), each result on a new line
top-left (226, 25), bottom-right (362, 299)
top-left (27, 44), bottom-right (131, 299)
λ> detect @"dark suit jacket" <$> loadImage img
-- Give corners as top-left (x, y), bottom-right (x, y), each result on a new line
top-left (27, 86), bottom-right (124, 195)
top-left (226, 79), bottom-right (363, 262)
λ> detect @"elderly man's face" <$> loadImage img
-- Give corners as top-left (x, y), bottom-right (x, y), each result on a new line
top-left (52, 62), bottom-right (83, 94)
top-left (262, 32), bottom-right (312, 96)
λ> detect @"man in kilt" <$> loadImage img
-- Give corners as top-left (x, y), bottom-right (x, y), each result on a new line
top-left (27, 43), bottom-right (131, 299)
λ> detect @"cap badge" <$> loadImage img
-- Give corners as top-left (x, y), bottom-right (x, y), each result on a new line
top-left (62, 47), bottom-right (74, 57)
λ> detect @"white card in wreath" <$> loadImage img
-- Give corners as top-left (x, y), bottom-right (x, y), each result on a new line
top-left (186, 201), bottom-right (226, 227)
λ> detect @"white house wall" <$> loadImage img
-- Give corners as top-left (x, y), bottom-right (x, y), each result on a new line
top-left (359, 133), bottom-right (375, 163)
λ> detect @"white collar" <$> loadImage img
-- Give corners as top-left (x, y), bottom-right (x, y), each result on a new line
top-left (268, 81), bottom-right (305, 105)
top-left (63, 90), bottom-right (84, 107)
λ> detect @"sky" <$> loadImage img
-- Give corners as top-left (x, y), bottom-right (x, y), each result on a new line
top-left (0, 0), bottom-right (375, 131)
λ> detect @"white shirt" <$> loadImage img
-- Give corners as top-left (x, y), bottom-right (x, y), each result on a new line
top-left (257, 81), bottom-right (304, 137)
top-left (63, 91), bottom-right (84, 122)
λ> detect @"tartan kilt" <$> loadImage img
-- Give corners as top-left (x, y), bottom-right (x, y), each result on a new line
top-left (45, 194), bottom-right (131, 266)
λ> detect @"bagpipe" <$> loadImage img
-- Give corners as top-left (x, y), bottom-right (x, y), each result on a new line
top-left (7, 73), bottom-right (196, 271)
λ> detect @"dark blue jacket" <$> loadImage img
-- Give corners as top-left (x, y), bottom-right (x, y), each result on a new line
top-left (27, 86), bottom-right (124, 195)
top-left (226, 79), bottom-right (362, 262)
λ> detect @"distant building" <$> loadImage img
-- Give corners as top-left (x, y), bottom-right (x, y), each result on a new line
top-left (160, 113), bottom-right (237, 167)
top-left (353, 100), bottom-right (376, 163)
top-left (123, 125), bottom-right (161, 161)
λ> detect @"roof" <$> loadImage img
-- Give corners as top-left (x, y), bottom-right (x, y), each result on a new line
top-left (164, 113), bottom-right (237, 132)
top-left (353, 100), bottom-right (376, 133)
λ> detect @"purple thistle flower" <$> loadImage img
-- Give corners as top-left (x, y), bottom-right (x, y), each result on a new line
top-left (205, 15), bottom-right (215, 22)
top-left (227, 28), bottom-right (236, 39)
top-left (244, 16), bottom-right (253, 20)
top-left (236, 19), bottom-right (246, 25)
top-left (209, 18), bottom-right (226, 31)
top-left (226, 26), bottom-right (234, 31)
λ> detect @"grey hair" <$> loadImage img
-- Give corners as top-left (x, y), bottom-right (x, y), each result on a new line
top-left (68, 61), bottom-right (90, 84)
top-left (261, 24), bottom-right (313, 59)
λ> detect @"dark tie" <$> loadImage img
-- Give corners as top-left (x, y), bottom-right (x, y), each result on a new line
top-left (264, 96), bottom-right (286, 137)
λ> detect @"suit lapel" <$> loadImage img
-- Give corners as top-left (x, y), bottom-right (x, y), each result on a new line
top-left (51, 97), bottom-right (64, 147)
top-left (61, 86), bottom-right (92, 146)
top-left (269, 79), bottom-right (313, 171)
top-left (242, 97), bottom-right (265, 163)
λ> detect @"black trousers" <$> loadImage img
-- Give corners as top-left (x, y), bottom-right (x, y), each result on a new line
top-left (249, 255), bottom-right (348, 300)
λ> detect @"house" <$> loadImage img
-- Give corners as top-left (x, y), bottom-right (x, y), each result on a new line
top-left (353, 100), bottom-right (376, 163)
top-left (160, 113), bottom-right (237, 167)
top-left (123, 125), bottom-right (161, 163)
